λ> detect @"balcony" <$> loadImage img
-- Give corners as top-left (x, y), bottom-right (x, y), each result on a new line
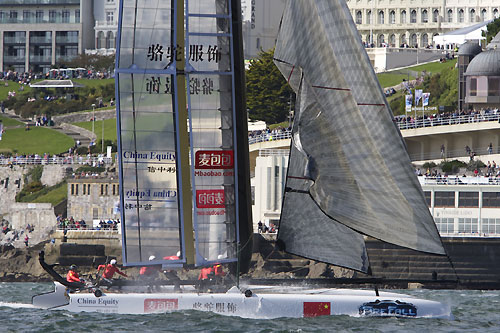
top-left (56, 36), bottom-right (78, 44)
top-left (0, 18), bottom-right (80, 24)
top-left (30, 37), bottom-right (52, 44)
top-left (0, 0), bottom-right (79, 4)
top-left (3, 55), bottom-right (25, 63)
top-left (56, 54), bottom-right (77, 62)
top-left (3, 37), bottom-right (26, 44)
top-left (95, 20), bottom-right (117, 27)
top-left (29, 55), bottom-right (52, 63)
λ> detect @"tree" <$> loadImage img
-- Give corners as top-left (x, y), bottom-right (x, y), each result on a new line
top-left (483, 18), bottom-right (500, 44)
top-left (246, 48), bottom-right (294, 124)
top-left (58, 54), bottom-right (115, 72)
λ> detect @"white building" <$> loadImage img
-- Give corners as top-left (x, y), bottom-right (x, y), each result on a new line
top-left (241, 1), bottom-right (500, 60)
top-left (92, 0), bottom-right (118, 55)
top-left (0, 0), bottom-right (94, 73)
top-left (242, 0), bottom-right (286, 59)
top-left (347, 0), bottom-right (499, 49)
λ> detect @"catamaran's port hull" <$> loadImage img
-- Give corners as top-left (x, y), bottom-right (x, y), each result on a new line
top-left (32, 283), bottom-right (452, 319)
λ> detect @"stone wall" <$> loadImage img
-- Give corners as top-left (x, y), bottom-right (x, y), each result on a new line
top-left (52, 109), bottom-right (116, 124)
top-left (0, 166), bottom-right (24, 216)
top-left (8, 203), bottom-right (56, 230)
top-left (40, 165), bottom-right (66, 187)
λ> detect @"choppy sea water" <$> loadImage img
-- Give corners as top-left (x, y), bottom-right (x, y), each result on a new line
top-left (0, 282), bottom-right (499, 332)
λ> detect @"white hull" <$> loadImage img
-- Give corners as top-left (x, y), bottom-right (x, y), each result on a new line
top-left (32, 283), bottom-right (453, 319)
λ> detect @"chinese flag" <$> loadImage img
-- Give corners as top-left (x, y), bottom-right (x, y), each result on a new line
top-left (303, 302), bottom-right (331, 317)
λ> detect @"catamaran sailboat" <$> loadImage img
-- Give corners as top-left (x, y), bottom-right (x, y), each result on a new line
top-left (33, 0), bottom-right (453, 319)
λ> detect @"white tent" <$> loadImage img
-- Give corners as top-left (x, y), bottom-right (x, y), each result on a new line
top-left (433, 21), bottom-right (491, 49)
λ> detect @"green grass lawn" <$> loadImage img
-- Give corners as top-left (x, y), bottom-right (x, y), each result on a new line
top-left (0, 78), bottom-right (115, 101)
top-left (72, 78), bottom-right (114, 88)
top-left (30, 181), bottom-right (67, 206)
top-left (377, 73), bottom-right (417, 89)
top-left (0, 126), bottom-right (74, 155)
top-left (73, 118), bottom-right (117, 142)
top-left (376, 58), bottom-right (457, 88)
top-left (409, 58), bottom-right (457, 74)
top-left (0, 114), bottom-right (23, 127)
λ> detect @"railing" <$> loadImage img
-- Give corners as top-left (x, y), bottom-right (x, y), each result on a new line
top-left (29, 55), bottom-right (52, 62)
top-left (418, 176), bottom-right (500, 186)
top-left (259, 149), bottom-right (290, 157)
top-left (396, 113), bottom-right (500, 130)
top-left (30, 37), bottom-right (52, 43)
top-left (57, 224), bottom-right (118, 231)
top-left (248, 131), bottom-right (292, 145)
top-left (55, 37), bottom-right (78, 43)
top-left (409, 146), bottom-right (500, 161)
top-left (439, 232), bottom-right (500, 238)
top-left (0, 156), bottom-right (113, 166)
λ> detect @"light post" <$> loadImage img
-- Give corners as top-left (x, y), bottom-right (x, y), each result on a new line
top-left (91, 103), bottom-right (96, 134)
top-left (102, 117), bottom-right (104, 153)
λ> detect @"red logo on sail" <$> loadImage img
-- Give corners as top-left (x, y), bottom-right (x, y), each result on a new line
top-left (144, 299), bottom-right (178, 312)
top-left (196, 190), bottom-right (225, 208)
top-left (195, 150), bottom-right (234, 169)
top-left (303, 302), bottom-right (331, 317)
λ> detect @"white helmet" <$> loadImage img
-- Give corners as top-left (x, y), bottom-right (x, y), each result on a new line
top-left (217, 254), bottom-right (224, 260)
top-left (149, 255), bottom-right (156, 261)
top-left (176, 251), bottom-right (181, 257)
top-left (110, 259), bottom-right (117, 265)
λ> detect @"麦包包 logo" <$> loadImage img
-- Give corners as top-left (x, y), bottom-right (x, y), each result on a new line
top-left (144, 298), bottom-right (178, 313)
top-left (195, 150), bottom-right (233, 169)
top-left (196, 190), bottom-right (225, 208)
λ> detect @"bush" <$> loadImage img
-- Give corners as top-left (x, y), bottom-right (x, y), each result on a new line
top-left (16, 181), bottom-right (44, 201)
top-left (422, 162), bottom-right (437, 169)
top-left (75, 165), bottom-right (105, 174)
top-left (439, 160), bottom-right (466, 174)
top-left (467, 160), bottom-right (486, 171)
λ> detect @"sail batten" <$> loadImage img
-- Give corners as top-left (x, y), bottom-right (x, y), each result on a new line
top-left (276, 0), bottom-right (445, 272)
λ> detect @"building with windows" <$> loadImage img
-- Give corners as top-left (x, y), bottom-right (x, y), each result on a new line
top-left (0, 0), bottom-right (94, 73)
top-left (421, 177), bottom-right (500, 236)
top-left (347, 0), bottom-right (499, 48)
top-left (464, 42), bottom-right (500, 110)
top-left (93, 0), bottom-right (118, 54)
top-left (241, 1), bottom-right (500, 60)
top-left (67, 177), bottom-right (120, 225)
top-left (241, 0), bottom-right (286, 59)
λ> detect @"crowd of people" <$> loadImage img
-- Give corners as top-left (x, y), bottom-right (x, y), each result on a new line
top-left (394, 108), bottom-right (500, 130)
top-left (0, 152), bottom-right (112, 166)
top-left (257, 221), bottom-right (278, 234)
top-left (56, 216), bottom-right (120, 231)
top-left (0, 69), bottom-right (113, 85)
top-left (248, 126), bottom-right (291, 143)
top-left (1, 219), bottom-right (32, 247)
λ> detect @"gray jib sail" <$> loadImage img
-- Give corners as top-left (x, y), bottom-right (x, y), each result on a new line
top-left (275, 0), bottom-right (445, 272)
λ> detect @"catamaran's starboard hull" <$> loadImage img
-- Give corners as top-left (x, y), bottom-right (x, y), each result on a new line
top-left (32, 283), bottom-right (452, 319)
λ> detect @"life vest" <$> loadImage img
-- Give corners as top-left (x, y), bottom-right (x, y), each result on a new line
top-left (198, 267), bottom-right (213, 280)
top-left (66, 270), bottom-right (80, 282)
top-left (213, 264), bottom-right (225, 277)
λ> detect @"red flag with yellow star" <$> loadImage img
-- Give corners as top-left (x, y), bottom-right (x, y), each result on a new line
top-left (303, 302), bottom-right (331, 317)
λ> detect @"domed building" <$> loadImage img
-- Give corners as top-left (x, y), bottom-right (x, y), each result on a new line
top-left (463, 37), bottom-right (500, 110)
top-left (458, 41), bottom-right (483, 111)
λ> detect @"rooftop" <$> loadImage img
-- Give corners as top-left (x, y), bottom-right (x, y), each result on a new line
top-left (464, 49), bottom-right (500, 76)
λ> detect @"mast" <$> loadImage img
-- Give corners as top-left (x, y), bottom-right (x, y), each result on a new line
top-left (176, 0), bottom-right (195, 266)
top-left (231, 0), bottom-right (253, 274)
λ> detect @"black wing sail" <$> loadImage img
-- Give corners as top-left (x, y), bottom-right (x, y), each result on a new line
top-left (275, 0), bottom-right (445, 273)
